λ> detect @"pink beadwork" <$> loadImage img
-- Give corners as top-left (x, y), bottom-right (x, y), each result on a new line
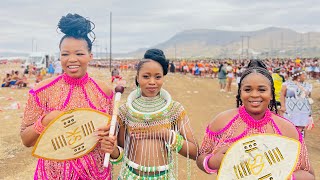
top-left (239, 106), bottom-right (271, 130)
top-left (29, 73), bottom-right (113, 113)
top-left (200, 106), bottom-right (311, 174)
top-left (23, 73), bottom-right (114, 180)
top-left (203, 154), bottom-right (217, 174)
top-left (33, 115), bottom-right (45, 134)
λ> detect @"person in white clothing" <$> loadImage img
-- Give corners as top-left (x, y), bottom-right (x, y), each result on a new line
top-left (54, 59), bottom-right (63, 76)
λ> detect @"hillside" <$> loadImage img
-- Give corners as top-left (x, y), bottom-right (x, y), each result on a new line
top-left (125, 27), bottom-right (320, 59)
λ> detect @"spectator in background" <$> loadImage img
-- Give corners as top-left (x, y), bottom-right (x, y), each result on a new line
top-left (2, 73), bottom-right (11, 87)
top-left (272, 67), bottom-right (285, 108)
top-left (48, 62), bottom-right (55, 77)
top-left (54, 58), bottom-right (63, 76)
top-left (226, 61), bottom-right (233, 93)
top-left (169, 61), bottom-right (175, 73)
top-left (280, 70), bottom-right (312, 138)
top-left (218, 62), bottom-right (227, 92)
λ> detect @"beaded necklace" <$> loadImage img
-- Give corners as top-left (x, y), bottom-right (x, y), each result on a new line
top-left (126, 88), bottom-right (173, 122)
top-left (239, 106), bottom-right (272, 130)
top-left (29, 73), bottom-right (113, 113)
top-left (132, 94), bottom-right (167, 113)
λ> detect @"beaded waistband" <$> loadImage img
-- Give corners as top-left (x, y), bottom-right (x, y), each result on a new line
top-left (124, 156), bottom-right (172, 173)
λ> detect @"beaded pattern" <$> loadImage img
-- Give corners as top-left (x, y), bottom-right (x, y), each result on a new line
top-left (22, 73), bottom-right (114, 180)
top-left (200, 106), bottom-right (311, 174)
top-left (132, 94), bottom-right (167, 113)
top-left (118, 89), bottom-right (195, 179)
top-left (33, 115), bottom-right (46, 134)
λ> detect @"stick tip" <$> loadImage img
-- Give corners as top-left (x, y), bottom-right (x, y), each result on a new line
top-left (115, 86), bottom-right (124, 94)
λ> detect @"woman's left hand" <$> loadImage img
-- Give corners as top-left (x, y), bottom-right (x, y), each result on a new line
top-left (96, 125), bottom-right (117, 154)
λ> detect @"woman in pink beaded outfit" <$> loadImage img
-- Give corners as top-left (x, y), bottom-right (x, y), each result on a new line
top-left (197, 60), bottom-right (315, 180)
top-left (20, 13), bottom-right (120, 179)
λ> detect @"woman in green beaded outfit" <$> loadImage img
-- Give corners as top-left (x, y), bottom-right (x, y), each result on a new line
top-left (115, 49), bottom-right (198, 179)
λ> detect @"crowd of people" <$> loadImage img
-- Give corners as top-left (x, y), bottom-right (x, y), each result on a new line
top-left (1, 70), bottom-right (28, 88)
top-left (1, 59), bottom-right (64, 88)
top-left (16, 13), bottom-right (316, 180)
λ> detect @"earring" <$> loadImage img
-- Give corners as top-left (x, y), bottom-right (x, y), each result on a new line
top-left (136, 85), bottom-right (141, 97)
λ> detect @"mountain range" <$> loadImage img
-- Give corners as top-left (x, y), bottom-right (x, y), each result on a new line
top-left (2, 27), bottom-right (320, 59)
top-left (124, 27), bottom-right (320, 59)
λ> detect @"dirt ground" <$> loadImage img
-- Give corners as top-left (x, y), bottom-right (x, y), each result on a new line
top-left (0, 64), bottom-right (319, 179)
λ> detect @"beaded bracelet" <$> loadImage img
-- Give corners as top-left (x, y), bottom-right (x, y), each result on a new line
top-left (33, 115), bottom-right (46, 134)
top-left (175, 133), bottom-right (184, 152)
top-left (170, 133), bottom-right (184, 152)
top-left (203, 154), bottom-right (217, 174)
top-left (110, 146), bottom-right (124, 165)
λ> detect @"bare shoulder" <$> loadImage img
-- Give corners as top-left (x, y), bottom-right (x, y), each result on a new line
top-left (33, 77), bottom-right (57, 91)
top-left (92, 78), bottom-right (113, 96)
top-left (208, 108), bottom-right (238, 132)
top-left (272, 114), bottom-right (299, 140)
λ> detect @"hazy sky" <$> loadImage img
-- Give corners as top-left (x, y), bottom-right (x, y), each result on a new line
top-left (0, 0), bottom-right (319, 55)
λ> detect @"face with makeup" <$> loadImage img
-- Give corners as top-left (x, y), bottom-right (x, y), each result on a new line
top-left (240, 73), bottom-right (273, 118)
top-left (136, 60), bottom-right (164, 97)
top-left (59, 37), bottom-right (93, 78)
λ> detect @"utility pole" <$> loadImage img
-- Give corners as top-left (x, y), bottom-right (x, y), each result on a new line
top-left (270, 37), bottom-right (273, 57)
top-left (105, 47), bottom-right (108, 61)
top-left (281, 32), bottom-right (284, 52)
top-left (300, 34), bottom-right (303, 57)
top-left (32, 38), bottom-right (34, 52)
top-left (93, 40), bottom-right (99, 59)
top-left (241, 36), bottom-right (244, 58)
top-left (247, 36), bottom-right (250, 59)
top-left (174, 44), bottom-right (177, 60)
top-left (109, 12), bottom-right (112, 72)
top-left (307, 32), bottom-right (310, 57)
top-left (35, 40), bottom-right (38, 52)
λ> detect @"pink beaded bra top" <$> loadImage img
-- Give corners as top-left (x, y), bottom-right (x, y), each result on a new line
top-left (201, 106), bottom-right (311, 172)
top-left (205, 106), bottom-right (282, 145)
top-left (29, 73), bottom-right (113, 113)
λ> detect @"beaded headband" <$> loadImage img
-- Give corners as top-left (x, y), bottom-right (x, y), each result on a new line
top-left (292, 71), bottom-right (304, 78)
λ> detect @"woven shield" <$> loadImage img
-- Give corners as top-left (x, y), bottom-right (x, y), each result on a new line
top-left (217, 134), bottom-right (300, 180)
top-left (32, 108), bottom-right (111, 161)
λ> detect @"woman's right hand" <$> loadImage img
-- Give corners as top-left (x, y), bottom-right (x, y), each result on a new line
top-left (42, 110), bottom-right (64, 126)
top-left (208, 146), bottom-right (229, 170)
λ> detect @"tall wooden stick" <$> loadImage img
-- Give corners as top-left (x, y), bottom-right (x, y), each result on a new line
top-left (104, 85), bottom-right (124, 167)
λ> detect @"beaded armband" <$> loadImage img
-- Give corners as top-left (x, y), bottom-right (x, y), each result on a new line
top-left (33, 115), bottom-right (46, 134)
top-left (167, 131), bottom-right (184, 153)
top-left (110, 146), bottom-right (124, 165)
top-left (203, 154), bottom-right (218, 174)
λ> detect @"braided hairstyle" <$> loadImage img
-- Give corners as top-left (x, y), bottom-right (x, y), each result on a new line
top-left (236, 59), bottom-right (278, 114)
top-left (57, 13), bottom-right (96, 52)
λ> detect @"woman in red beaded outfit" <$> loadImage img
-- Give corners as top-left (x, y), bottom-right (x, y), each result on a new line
top-left (197, 60), bottom-right (315, 180)
top-left (20, 13), bottom-right (120, 180)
